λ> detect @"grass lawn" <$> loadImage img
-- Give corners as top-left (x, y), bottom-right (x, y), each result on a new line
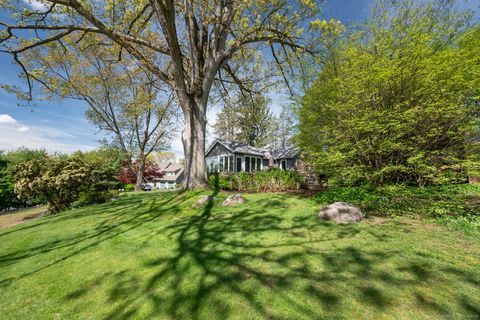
top-left (0, 190), bottom-right (479, 319)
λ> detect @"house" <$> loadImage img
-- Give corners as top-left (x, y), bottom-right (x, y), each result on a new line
top-left (205, 139), bottom-right (299, 173)
top-left (147, 162), bottom-right (185, 189)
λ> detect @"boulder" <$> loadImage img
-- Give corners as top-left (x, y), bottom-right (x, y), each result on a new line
top-left (192, 195), bottom-right (215, 208)
top-left (222, 193), bottom-right (246, 206)
top-left (318, 202), bottom-right (363, 224)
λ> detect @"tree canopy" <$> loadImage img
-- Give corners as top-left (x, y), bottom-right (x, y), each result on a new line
top-left (0, 0), bottom-right (322, 188)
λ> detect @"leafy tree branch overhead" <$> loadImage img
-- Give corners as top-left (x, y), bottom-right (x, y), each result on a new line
top-left (0, 0), bottom-right (325, 189)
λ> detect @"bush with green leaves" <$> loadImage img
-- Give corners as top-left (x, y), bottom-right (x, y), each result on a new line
top-left (123, 184), bottom-right (135, 192)
top-left (0, 155), bottom-right (15, 211)
top-left (298, 0), bottom-right (480, 187)
top-left (14, 157), bottom-right (95, 213)
top-left (208, 168), bottom-right (304, 192)
top-left (77, 190), bottom-right (119, 206)
top-left (313, 184), bottom-right (480, 223)
top-left (0, 148), bottom-right (48, 210)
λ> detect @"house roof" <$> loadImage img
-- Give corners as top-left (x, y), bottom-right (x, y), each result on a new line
top-left (157, 162), bottom-right (182, 172)
top-left (155, 162), bottom-right (185, 182)
top-left (272, 146), bottom-right (299, 159)
top-left (206, 139), bottom-right (299, 159)
top-left (206, 139), bottom-right (268, 157)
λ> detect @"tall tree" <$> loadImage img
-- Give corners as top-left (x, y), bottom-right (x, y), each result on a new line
top-left (212, 101), bottom-right (239, 142)
top-left (213, 93), bottom-right (277, 147)
top-left (19, 35), bottom-right (176, 191)
top-left (236, 94), bottom-right (277, 147)
top-left (0, 0), bottom-right (321, 188)
top-left (275, 104), bottom-right (297, 149)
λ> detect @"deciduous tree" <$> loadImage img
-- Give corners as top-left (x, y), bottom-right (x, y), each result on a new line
top-left (17, 36), bottom-right (176, 191)
top-left (0, 0), bottom-right (321, 188)
top-left (298, 0), bottom-right (480, 187)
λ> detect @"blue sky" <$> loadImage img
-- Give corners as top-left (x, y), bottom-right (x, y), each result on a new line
top-left (0, 0), bottom-right (477, 157)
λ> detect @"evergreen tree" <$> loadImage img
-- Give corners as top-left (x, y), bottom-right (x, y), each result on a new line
top-left (275, 104), bottom-right (297, 149)
top-left (212, 100), bottom-right (240, 142)
top-left (213, 93), bottom-right (277, 147)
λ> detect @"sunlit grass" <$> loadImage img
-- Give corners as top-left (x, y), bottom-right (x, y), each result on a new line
top-left (0, 190), bottom-right (478, 319)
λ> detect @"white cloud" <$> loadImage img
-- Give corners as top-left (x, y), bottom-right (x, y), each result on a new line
top-left (16, 126), bottom-right (30, 133)
top-left (0, 124), bottom-right (94, 153)
top-left (21, 0), bottom-right (48, 11)
top-left (0, 114), bottom-right (17, 124)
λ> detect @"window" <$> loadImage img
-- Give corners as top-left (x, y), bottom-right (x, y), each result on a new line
top-left (256, 158), bottom-right (261, 171)
top-left (229, 156), bottom-right (234, 172)
top-left (219, 157), bottom-right (224, 172)
top-left (237, 157), bottom-right (242, 172)
top-left (281, 160), bottom-right (287, 170)
top-left (251, 157), bottom-right (255, 171)
top-left (245, 156), bottom-right (250, 172)
top-left (216, 155), bottom-right (232, 172)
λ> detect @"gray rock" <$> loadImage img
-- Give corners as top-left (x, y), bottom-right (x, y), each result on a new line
top-left (192, 195), bottom-right (215, 208)
top-left (318, 202), bottom-right (363, 224)
top-left (222, 193), bottom-right (246, 206)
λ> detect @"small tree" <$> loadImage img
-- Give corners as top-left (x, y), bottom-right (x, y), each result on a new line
top-left (14, 157), bottom-right (93, 213)
top-left (18, 36), bottom-right (176, 191)
top-left (119, 160), bottom-right (164, 186)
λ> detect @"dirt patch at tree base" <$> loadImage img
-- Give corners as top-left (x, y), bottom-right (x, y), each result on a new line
top-left (0, 206), bottom-right (48, 229)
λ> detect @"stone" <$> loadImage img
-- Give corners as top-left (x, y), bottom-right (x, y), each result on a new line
top-left (222, 193), bottom-right (246, 206)
top-left (192, 195), bottom-right (215, 208)
top-left (318, 202), bottom-right (363, 224)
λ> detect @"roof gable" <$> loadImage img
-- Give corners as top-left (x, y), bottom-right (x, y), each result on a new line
top-left (206, 139), bottom-right (267, 157)
top-left (272, 146), bottom-right (299, 159)
top-left (206, 139), bottom-right (299, 159)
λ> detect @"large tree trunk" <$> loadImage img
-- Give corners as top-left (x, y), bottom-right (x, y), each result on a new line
top-left (135, 159), bottom-right (145, 191)
top-left (181, 99), bottom-right (208, 189)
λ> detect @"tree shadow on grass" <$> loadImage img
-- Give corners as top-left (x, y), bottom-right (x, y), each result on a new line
top-left (93, 193), bottom-right (480, 319)
top-left (0, 191), bottom-right (201, 287)
top-left (2, 190), bottom-right (478, 319)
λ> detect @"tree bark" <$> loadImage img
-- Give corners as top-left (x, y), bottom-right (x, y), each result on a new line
top-left (181, 99), bottom-right (208, 189)
top-left (135, 158), bottom-right (145, 191)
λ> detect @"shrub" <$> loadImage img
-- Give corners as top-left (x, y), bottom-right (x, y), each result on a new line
top-left (14, 157), bottom-right (94, 213)
top-left (208, 168), bottom-right (304, 192)
top-left (312, 184), bottom-right (480, 220)
top-left (77, 190), bottom-right (119, 206)
top-left (124, 184), bottom-right (135, 192)
top-left (93, 181), bottom-right (121, 191)
top-left (298, 3), bottom-right (480, 187)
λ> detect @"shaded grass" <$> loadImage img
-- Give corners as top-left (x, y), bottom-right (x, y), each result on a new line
top-left (0, 190), bottom-right (479, 319)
